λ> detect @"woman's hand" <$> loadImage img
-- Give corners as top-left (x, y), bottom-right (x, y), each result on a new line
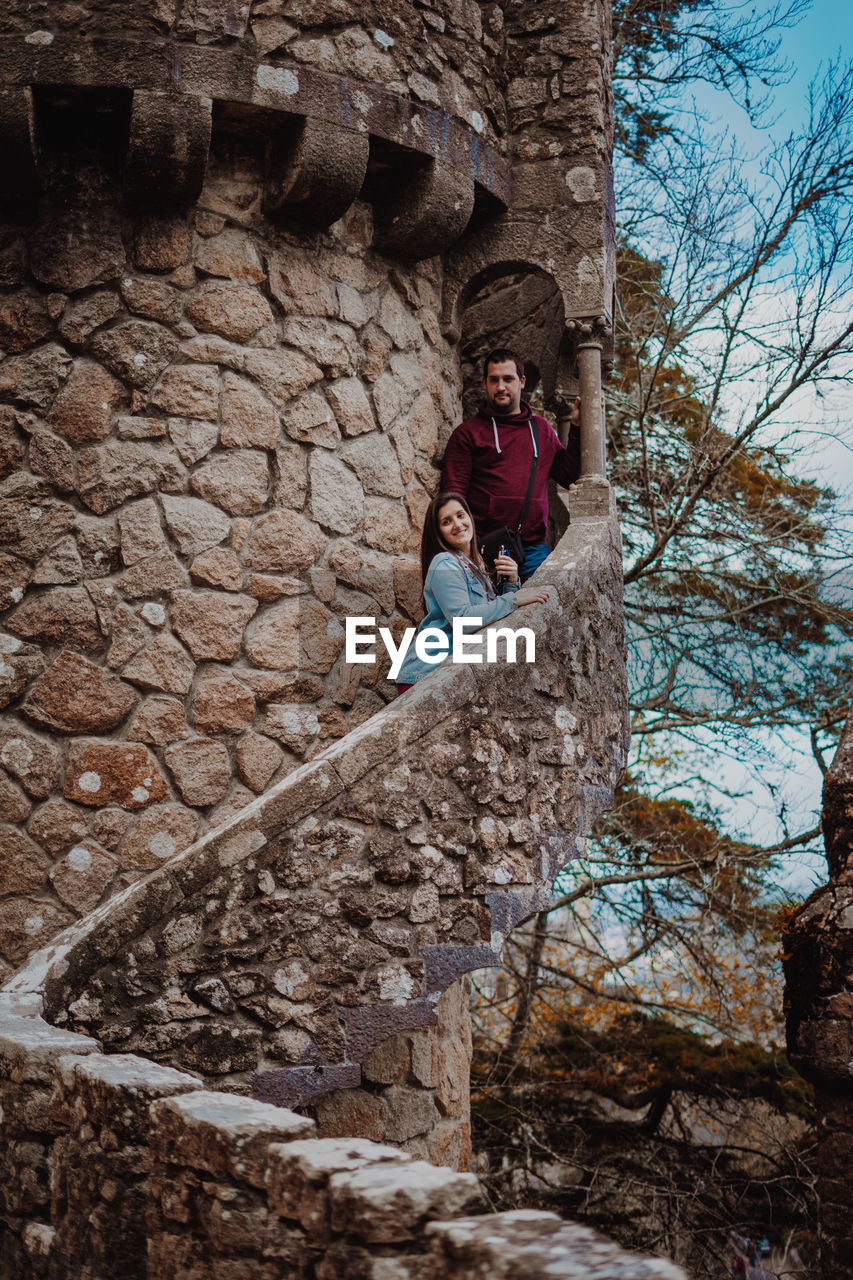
top-left (494, 550), bottom-right (519, 583)
top-left (515, 585), bottom-right (553, 606)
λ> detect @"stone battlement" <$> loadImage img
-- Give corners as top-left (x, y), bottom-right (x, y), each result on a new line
top-left (0, 1008), bottom-right (686, 1279)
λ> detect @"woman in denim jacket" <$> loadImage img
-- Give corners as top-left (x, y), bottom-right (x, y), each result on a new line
top-left (396, 490), bottom-right (551, 692)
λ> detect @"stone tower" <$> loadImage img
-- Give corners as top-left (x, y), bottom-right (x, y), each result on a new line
top-left (0, 0), bottom-right (622, 1171)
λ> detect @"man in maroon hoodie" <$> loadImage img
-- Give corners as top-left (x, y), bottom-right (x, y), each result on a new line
top-left (441, 348), bottom-right (581, 581)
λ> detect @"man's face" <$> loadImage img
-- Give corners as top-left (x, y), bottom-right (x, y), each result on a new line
top-left (483, 360), bottom-right (525, 415)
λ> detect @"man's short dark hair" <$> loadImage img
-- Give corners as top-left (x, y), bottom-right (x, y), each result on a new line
top-left (482, 348), bottom-right (525, 380)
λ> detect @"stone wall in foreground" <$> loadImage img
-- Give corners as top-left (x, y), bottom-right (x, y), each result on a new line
top-left (0, 1008), bottom-right (687, 1280)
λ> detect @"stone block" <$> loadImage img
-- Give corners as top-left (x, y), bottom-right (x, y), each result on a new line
top-left (190, 546), bottom-right (243, 590)
top-left (49, 841), bottom-right (118, 913)
top-left (244, 509), bottom-right (326, 572)
top-left (221, 371), bottom-right (279, 448)
top-left (0, 727), bottom-right (61, 799)
top-left (151, 1090), bottom-right (313, 1188)
top-left (55, 1052), bottom-right (201, 1135)
top-left (193, 672), bottom-right (255, 733)
top-left (190, 450), bottom-right (270, 515)
top-left (167, 416), bottom-right (219, 464)
top-left (119, 804), bottom-right (200, 872)
top-left (187, 282), bottom-right (273, 343)
top-left (267, 1136), bottom-right (407, 1232)
top-left (91, 319), bottom-right (178, 390)
top-left (424, 1212), bottom-right (687, 1279)
top-left (170, 589), bottom-right (258, 661)
top-left (236, 731), bottom-right (284, 793)
top-left (22, 653), bottom-right (137, 735)
top-left (244, 598), bottom-right (344, 672)
top-left (150, 363), bottom-right (220, 418)
top-left (309, 451), bottom-right (364, 534)
top-left (164, 738), bottom-right (232, 806)
top-left (77, 439), bottom-right (186, 514)
top-left (8, 586), bottom-right (101, 650)
top-left (64, 741), bottom-right (167, 809)
top-left (118, 497), bottom-right (168, 565)
top-left (47, 359), bottom-right (124, 444)
top-left (161, 494), bottom-right (231, 558)
top-left (122, 635), bottom-right (196, 695)
top-left (194, 229), bottom-right (265, 283)
top-left (327, 1159), bottom-right (482, 1243)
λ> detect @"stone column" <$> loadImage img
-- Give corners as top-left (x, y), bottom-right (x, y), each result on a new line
top-left (576, 339), bottom-right (606, 479)
top-left (784, 706), bottom-right (853, 1280)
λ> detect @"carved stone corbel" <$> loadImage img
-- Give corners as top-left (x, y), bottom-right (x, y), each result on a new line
top-left (264, 116), bottom-right (369, 229)
top-left (375, 158), bottom-right (475, 261)
top-left (123, 91), bottom-right (212, 214)
top-left (0, 86), bottom-right (40, 219)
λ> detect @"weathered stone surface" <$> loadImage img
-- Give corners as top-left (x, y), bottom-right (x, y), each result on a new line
top-left (90, 806), bottom-right (133, 851)
top-left (195, 230), bottom-right (265, 282)
top-left (118, 498), bottom-right (168, 565)
top-left (129, 696), bottom-right (189, 745)
top-left (326, 377), bottom-right (377, 436)
top-left (29, 430), bottom-right (76, 493)
top-left (0, 896), bottom-right (74, 964)
top-left (341, 433), bottom-right (404, 497)
top-left (122, 633), bottom-right (196, 695)
top-left (244, 510), bottom-right (326, 573)
top-left (395, 558), bottom-right (425, 622)
top-left (160, 494), bottom-right (231, 558)
top-left (309, 452), bottom-right (364, 534)
top-left (0, 635), bottom-right (44, 709)
top-left (75, 513), bottom-right (121, 579)
top-left (246, 574), bottom-right (306, 602)
top-left (77, 440), bottom-right (186, 514)
top-left (64, 742), bottom-right (168, 809)
top-left (0, 343), bottom-right (73, 410)
top-left (27, 797), bottom-right (88, 855)
top-left (378, 290), bottom-right (423, 351)
top-left (32, 534), bottom-right (84, 585)
top-left (245, 598), bottom-right (344, 672)
top-left (116, 415), bottom-right (168, 439)
top-left (235, 731), bottom-right (283, 792)
top-left (0, 479), bottom-right (75, 564)
top-left (119, 550), bottom-right (187, 599)
top-left (167, 416), bottom-right (219, 464)
top-left (0, 728), bottom-right (60, 798)
top-left (189, 547), bottom-right (243, 590)
top-left (120, 804), bottom-right (200, 871)
top-left (50, 841), bottom-right (117, 913)
top-left (150, 364), bottom-right (219, 418)
top-left (0, 771), bottom-right (32, 823)
top-left (0, 553), bottom-right (31, 611)
top-left (268, 253), bottom-right (337, 315)
top-left (91, 320), bottom-right (178, 390)
top-left (220, 372), bottom-right (279, 448)
top-left (134, 217), bottom-right (192, 271)
top-left (193, 673), bottom-right (256, 733)
top-left (170, 590), bottom-right (258, 661)
top-left (328, 1158), bottom-right (482, 1242)
top-left (120, 277), bottom-right (183, 324)
top-left (58, 290), bottom-right (121, 347)
top-left (0, 825), bottom-right (50, 897)
top-left (362, 498), bottom-right (414, 555)
top-left (242, 349), bottom-right (322, 407)
top-left (187, 283), bottom-right (273, 342)
top-left (240, 670), bottom-right (325, 704)
top-left (0, 413), bottom-right (26, 484)
top-left (29, 209), bottom-right (125, 293)
top-left (47, 360), bottom-right (124, 443)
top-left (280, 318), bottom-right (358, 377)
top-left (164, 738), bottom-right (231, 806)
top-left (7, 587), bottom-right (101, 650)
top-left (190, 451), bottom-right (270, 515)
top-left (273, 442), bottom-right (308, 509)
top-left (0, 291), bottom-right (54, 353)
top-left (22, 653), bottom-right (137, 735)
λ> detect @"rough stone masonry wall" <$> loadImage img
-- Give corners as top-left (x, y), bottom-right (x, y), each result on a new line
top-left (0, 1009), bottom-right (687, 1280)
top-left (784, 706), bottom-right (853, 1280)
top-left (2, 502), bottom-right (627, 1164)
top-left (0, 176), bottom-right (461, 977)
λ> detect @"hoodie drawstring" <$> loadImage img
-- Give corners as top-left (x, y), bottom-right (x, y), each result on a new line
top-left (491, 417), bottom-right (539, 458)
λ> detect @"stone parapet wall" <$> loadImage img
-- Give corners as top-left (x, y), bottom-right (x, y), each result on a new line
top-left (0, 1008), bottom-right (686, 1280)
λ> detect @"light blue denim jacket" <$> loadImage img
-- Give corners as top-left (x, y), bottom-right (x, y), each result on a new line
top-left (396, 551), bottom-right (519, 686)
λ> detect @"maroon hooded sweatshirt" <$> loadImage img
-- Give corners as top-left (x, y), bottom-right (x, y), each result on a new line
top-left (440, 401), bottom-right (580, 546)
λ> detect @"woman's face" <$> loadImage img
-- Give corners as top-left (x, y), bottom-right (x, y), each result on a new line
top-left (437, 500), bottom-right (473, 555)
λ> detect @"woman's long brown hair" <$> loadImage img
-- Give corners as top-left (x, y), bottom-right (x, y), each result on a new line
top-left (419, 491), bottom-right (492, 592)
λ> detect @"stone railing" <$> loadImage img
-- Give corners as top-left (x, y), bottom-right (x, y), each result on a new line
top-left (0, 1007), bottom-right (686, 1280)
top-left (2, 486), bottom-right (627, 1120)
